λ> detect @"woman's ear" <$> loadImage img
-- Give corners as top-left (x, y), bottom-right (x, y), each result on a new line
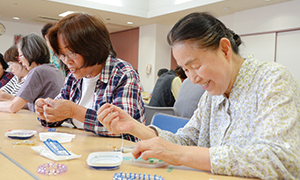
top-left (219, 38), bottom-right (232, 61)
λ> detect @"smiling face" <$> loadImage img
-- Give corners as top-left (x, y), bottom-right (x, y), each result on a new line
top-left (57, 35), bottom-right (103, 79)
top-left (173, 40), bottom-right (234, 96)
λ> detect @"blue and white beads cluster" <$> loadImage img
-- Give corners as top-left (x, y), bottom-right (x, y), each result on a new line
top-left (113, 172), bottom-right (164, 180)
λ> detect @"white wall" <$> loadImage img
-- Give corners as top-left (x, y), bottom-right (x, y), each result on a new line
top-left (219, 0), bottom-right (300, 83)
top-left (276, 30), bottom-right (300, 83)
top-left (239, 33), bottom-right (276, 62)
top-left (0, 20), bottom-right (43, 54)
top-left (138, 24), bottom-right (172, 92)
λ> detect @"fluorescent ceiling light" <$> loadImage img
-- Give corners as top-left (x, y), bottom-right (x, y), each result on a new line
top-left (13, 17), bottom-right (20, 20)
top-left (175, 0), bottom-right (193, 5)
top-left (59, 11), bottom-right (75, 17)
top-left (85, 0), bottom-right (122, 7)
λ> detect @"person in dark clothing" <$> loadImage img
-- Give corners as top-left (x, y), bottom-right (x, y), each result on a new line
top-left (157, 68), bottom-right (168, 77)
top-left (149, 68), bottom-right (182, 107)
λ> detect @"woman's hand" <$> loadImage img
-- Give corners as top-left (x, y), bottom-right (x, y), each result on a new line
top-left (38, 98), bottom-right (75, 122)
top-left (35, 98), bottom-right (47, 120)
top-left (132, 137), bottom-right (183, 166)
top-left (132, 137), bottom-right (211, 171)
top-left (97, 103), bottom-right (136, 134)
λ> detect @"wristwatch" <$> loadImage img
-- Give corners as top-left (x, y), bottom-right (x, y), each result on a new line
top-left (0, 23), bottom-right (6, 36)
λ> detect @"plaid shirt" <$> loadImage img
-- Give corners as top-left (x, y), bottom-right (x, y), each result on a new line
top-left (0, 72), bottom-right (14, 88)
top-left (55, 55), bottom-right (145, 142)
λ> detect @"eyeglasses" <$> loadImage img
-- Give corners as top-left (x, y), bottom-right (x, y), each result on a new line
top-left (55, 51), bottom-right (78, 61)
top-left (17, 55), bottom-right (23, 62)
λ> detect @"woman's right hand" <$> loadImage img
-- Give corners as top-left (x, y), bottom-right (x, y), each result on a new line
top-left (97, 103), bottom-right (136, 135)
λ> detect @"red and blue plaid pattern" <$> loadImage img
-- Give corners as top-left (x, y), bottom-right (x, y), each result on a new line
top-left (56, 55), bottom-right (145, 142)
top-left (0, 72), bottom-right (14, 88)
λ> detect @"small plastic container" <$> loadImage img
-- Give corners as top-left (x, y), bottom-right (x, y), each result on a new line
top-left (87, 152), bottom-right (123, 170)
top-left (5, 130), bottom-right (37, 139)
top-left (39, 132), bottom-right (75, 143)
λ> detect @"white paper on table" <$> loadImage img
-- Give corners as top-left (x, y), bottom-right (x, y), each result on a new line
top-left (31, 145), bottom-right (81, 161)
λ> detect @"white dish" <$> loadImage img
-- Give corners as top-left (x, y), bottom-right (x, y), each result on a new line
top-left (5, 130), bottom-right (37, 139)
top-left (87, 151), bottom-right (123, 169)
top-left (39, 132), bottom-right (75, 143)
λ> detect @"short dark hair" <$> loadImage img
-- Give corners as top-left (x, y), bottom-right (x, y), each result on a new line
top-left (48, 12), bottom-right (116, 68)
top-left (174, 66), bottom-right (187, 79)
top-left (157, 68), bottom-right (168, 77)
top-left (4, 45), bottom-right (19, 63)
top-left (41, 22), bottom-right (56, 38)
top-left (167, 12), bottom-right (242, 54)
top-left (0, 53), bottom-right (9, 70)
top-left (17, 33), bottom-right (50, 66)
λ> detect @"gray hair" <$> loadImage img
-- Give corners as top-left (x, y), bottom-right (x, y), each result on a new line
top-left (18, 33), bottom-right (50, 66)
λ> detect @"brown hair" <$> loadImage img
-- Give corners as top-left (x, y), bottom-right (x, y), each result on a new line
top-left (4, 45), bottom-right (19, 63)
top-left (48, 12), bottom-right (116, 68)
top-left (167, 12), bottom-right (242, 54)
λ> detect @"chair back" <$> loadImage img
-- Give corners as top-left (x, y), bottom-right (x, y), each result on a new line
top-left (173, 79), bottom-right (205, 118)
top-left (144, 105), bottom-right (178, 125)
top-left (150, 113), bottom-right (189, 133)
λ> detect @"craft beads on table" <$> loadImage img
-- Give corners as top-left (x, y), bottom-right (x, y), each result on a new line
top-left (37, 162), bottom-right (68, 176)
top-left (47, 128), bottom-right (56, 132)
top-left (113, 172), bottom-right (164, 180)
top-left (123, 157), bottom-right (163, 164)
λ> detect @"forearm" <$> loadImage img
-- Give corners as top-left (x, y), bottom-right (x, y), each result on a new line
top-left (0, 90), bottom-right (14, 101)
top-left (178, 146), bottom-right (211, 171)
top-left (1, 93), bottom-right (15, 101)
top-left (0, 97), bottom-right (26, 113)
top-left (131, 121), bottom-right (157, 140)
top-left (71, 103), bottom-right (88, 122)
top-left (0, 100), bottom-right (15, 113)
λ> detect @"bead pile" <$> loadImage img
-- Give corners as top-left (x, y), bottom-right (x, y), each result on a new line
top-left (47, 127), bottom-right (56, 132)
top-left (12, 140), bottom-right (35, 146)
top-left (113, 172), bottom-right (164, 180)
top-left (37, 162), bottom-right (68, 176)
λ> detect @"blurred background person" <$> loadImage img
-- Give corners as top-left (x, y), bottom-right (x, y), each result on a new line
top-left (173, 78), bottom-right (205, 118)
top-left (0, 33), bottom-right (64, 113)
top-left (0, 53), bottom-right (13, 88)
top-left (149, 66), bottom-right (186, 107)
top-left (0, 45), bottom-right (29, 101)
top-left (41, 22), bottom-right (68, 78)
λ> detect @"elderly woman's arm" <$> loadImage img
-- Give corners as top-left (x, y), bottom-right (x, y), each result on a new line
top-left (0, 96), bottom-right (27, 113)
top-left (0, 89), bottom-right (15, 101)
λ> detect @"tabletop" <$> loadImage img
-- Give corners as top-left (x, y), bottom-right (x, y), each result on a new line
top-left (0, 110), bottom-right (256, 180)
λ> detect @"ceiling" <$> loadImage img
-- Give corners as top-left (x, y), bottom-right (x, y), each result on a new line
top-left (0, 0), bottom-right (292, 33)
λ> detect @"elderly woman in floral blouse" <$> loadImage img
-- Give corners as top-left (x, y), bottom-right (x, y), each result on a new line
top-left (97, 12), bottom-right (300, 179)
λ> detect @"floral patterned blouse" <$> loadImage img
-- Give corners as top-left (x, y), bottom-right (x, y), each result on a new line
top-left (154, 56), bottom-right (300, 179)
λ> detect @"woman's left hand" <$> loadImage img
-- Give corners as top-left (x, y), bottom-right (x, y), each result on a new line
top-left (41, 98), bottom-right (75, 122)
top-left (132, 137), bottom-right (183, 166)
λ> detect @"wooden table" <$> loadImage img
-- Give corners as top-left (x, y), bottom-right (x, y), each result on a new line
top-left (0, 111), bottom-right (255, 180)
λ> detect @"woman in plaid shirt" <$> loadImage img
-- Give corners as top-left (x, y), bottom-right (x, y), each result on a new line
top-left (35, 12), bottom-right (145, 142)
